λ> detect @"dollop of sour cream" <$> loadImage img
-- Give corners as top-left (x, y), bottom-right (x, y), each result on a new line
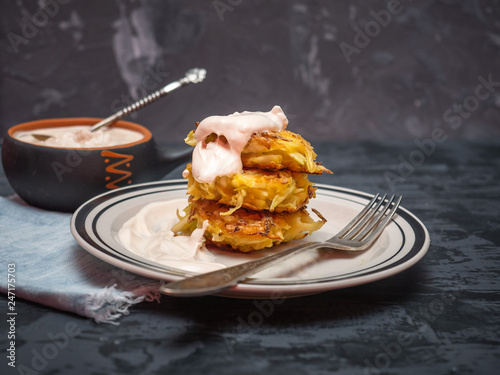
top-left (15, 126), bottom-right (143, 148)
top-left (191, 105), bottom-right (288, 183)
top-left (118, 200), bottom-right (226, 273)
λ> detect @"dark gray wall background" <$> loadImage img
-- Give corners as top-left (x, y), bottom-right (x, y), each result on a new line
top-left (1, 0), bottom-right (499, 143)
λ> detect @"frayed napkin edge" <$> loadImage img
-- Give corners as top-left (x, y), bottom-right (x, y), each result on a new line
top-left (84, 283), bottom-right (162, 324)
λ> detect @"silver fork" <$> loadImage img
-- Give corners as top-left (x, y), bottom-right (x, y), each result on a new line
top-left (160, 194), bottom-right (402, 297)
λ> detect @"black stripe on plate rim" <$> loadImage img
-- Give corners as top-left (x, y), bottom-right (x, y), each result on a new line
top-left (74, 181), bottom-right (428, 286)
top-left (73, 180), bottom-right (189, 274)
top-left (247, 186), bottom-right (411, 284)
top-left (90, 182), bottom-right (399, 278)
top-left (266, 184), bottom-right (427, 285)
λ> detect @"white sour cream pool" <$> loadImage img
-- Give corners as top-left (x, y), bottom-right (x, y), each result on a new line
top-left (117, 201), bottom-right (226, 273)
top-left (15, 125), bottom-right (144, 148)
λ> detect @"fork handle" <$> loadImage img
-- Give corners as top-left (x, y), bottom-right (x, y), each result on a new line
top-left (160, 242), bottom-right (318, 297)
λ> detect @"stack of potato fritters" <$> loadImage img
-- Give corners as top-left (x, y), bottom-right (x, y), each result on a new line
top-left (172, 129), bottom-right (331, 252)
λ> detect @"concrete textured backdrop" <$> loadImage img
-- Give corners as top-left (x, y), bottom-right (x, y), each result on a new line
top-left (1, 0), bottom-right (499, 143)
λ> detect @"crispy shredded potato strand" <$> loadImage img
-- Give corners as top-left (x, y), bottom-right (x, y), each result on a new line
top-left (184, 164), bottom-right (316, 213)
top-left (171, 198), bottom-right (326, 252)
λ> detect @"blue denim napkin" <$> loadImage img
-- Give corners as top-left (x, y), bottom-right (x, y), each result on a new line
top-left (0, 195), bottom-right (162, 323)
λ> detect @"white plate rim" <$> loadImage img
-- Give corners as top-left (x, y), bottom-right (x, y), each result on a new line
top-left (70, 180), bottom-right (430, 298)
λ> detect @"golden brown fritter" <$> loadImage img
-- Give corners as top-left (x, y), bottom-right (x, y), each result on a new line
top-left (185, 129), bottom-right (332, 175)
top-left (241, 130), bottom-right (331, 174)
top-left (184, 164), bottom-right (316, 213)
top-left (171, 198), bottom-right (326, 252)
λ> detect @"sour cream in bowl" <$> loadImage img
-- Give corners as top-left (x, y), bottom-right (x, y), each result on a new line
top-left (2, 117), bottom-right (191, 212)
top-left (14, 125), bottom-right (144, 149)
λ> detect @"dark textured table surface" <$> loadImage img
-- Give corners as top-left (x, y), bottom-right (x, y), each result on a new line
top-left (1, 140), bottom-right (499, 375)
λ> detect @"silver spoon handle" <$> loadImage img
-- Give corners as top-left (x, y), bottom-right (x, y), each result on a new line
top-left (90, 68), bottom-right (207, 132)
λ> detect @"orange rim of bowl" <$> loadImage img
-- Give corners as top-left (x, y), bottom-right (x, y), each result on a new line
top-left (7, 118), bottom-right (152, 150)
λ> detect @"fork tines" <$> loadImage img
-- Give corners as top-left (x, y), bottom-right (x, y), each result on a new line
top-left (338, 194), bottom-right (402, 242)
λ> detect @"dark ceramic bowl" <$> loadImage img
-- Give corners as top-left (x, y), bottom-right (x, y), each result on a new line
top-left (2, 117), bottom-right (191, 212)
